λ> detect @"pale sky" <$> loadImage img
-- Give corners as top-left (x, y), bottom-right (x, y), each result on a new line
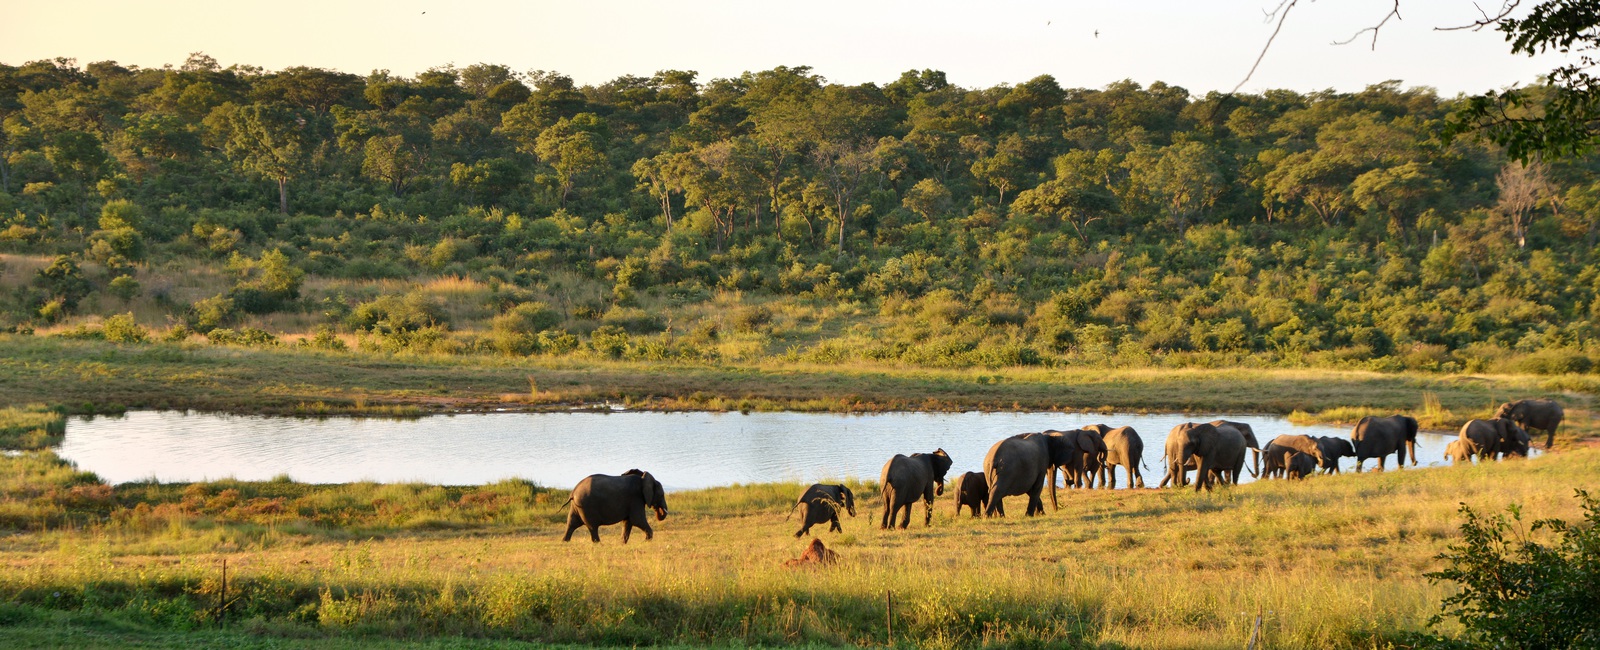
top-left (0, 0), bottom-right (1564, 95)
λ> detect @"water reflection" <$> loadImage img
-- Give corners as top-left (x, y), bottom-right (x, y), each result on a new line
top-left (59, 410), bottom-right (1485, 490)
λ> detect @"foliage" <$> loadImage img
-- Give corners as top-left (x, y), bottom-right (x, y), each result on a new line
top-left (0, 58), bottom-right (1597, 372)
top-left (1426, 491), bottom-right (1600, 649)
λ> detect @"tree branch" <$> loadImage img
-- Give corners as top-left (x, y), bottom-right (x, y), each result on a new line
top-left (1437, 0), bottom-right (1523, 31)
top-left (1332, 0), bottom-right (1402, 50)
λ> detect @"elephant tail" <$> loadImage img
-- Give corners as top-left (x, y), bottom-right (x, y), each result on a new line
top-left (785, 500), bottom-right (801, 521)
top-left (551, 496), bottom-right (573, 512)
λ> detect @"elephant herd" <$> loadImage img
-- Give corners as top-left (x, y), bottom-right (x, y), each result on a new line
top-left (561, 399), bottom-right (1563, 542)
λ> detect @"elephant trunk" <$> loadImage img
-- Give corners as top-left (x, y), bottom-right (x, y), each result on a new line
top-left (654, 505), bottom-right (668, 521)
top-left (1049, 466), bottom-right (1059, 511)
top-left (1251, 448), bottom-right (1260, 479)
top-left (1405, 439), bottom-right (1416, 467)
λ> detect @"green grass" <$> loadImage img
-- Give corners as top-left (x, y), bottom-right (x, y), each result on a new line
top-left (0, 404), bottom-right (65, 450)
top-left (1, 335), bottom-right (1593, 441)
top-left (1, 448), bottom-right (1598, 648)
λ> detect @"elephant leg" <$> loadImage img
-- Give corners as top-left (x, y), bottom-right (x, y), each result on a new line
top-left (880, 488), bottom-right (893, 530)
top-left (562, 511), bottom-right (583, 542)
top-left (1546, 425), bottom-right (1556, 450)
top-left (586, 523), bottom-right (600, 543)
top-left (622, 521), bottom-right (633, 544)
top-left (638, 519), bottom-right (654, 541)
top-left (1194, 458), bottom-right (1212, 492)
top-left (795, 523), bottom-right (808, 538)
top-left (898, 502), bottom-right (912, 529)
top-left (923, 496), bottom-right (934, 527)
top-left (829, 515), bottom-right (841, 533)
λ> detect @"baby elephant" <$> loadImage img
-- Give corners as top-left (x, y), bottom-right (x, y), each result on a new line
top-left (1285, 452), bottom-right (1318, 480)
top-left (1443, 439), bottom-right (1472, 465)
top-left (952, 471), bottom-right (989, 517)
top-left (789, 483), bottom-right (856, 538)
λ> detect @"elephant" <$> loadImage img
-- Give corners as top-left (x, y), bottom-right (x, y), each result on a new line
top-left (1443, 439), bottom-right (1472, 465)
top-left (1261, 434), bottom-right (1325, 479)
top-left (1350, 415), bottom-right (1419, 471)
top-left (1167, 422), bottom-right (1247, 492)
top-left (788, 483), bottom-right (856, 538)
top-left (1285, 452), bottom-right (1318, 480)
top-left (1495, 399), bottom-right (1564, 450)
top-left (1209, 420), bottom-right (1262, 479)
top-left (879, 449), bottom-right (953, 529)
top-left (1458, 418), bottom-right (1529, 462)
top-left (1052, 428), bottom-right (1109, 489)
top-left (561, 469), bottom-right (669, 543)
top-left (983, 432), bottom-right (1080, 517)
top-left (952, 471), bottom-right (989, 517)
top-left (1314, 436), bottom-right (1356, 474)
top-left (1086, 424), bottom-right (1146, 489)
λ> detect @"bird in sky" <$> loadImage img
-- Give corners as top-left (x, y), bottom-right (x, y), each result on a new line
top-left (1094, 29), bottom-right (1100, 38)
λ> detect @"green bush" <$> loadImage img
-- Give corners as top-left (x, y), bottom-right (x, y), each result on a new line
top-left (102, 313), bottom-right (147, 344)
top-left (184, 295), bottom-right (237, 334)
top-left (1513, 348), bottom-right (1595, 375)
top-left (1426, 491), bottom-right (1600, 649)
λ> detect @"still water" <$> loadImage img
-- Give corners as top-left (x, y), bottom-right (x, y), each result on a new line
top-left (59, 410), bottom-right (1472, 490)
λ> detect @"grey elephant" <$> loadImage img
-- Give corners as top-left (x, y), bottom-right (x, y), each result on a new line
top-left (1459, 418), bottom-right (1529, 462)
top-left (1261, 434), bottom-right (1325, 479)
top-left (561, 469), bottom-right (669, 543)
top-left (1285, 452), bottom-right (1318, 479)
top-left (1209, 420), bottom-right (1262, 479)
top-left (1086, 424), bottom-right (1145, 489)
top-left (879, 449), bottom-right (953, 529)
top-left (952, 471), bottom-right (989, 517)
top-left (1167, 422), bottom-right (1247, 492)
top-left (984, 432), bottom-right (1078, 516)
top-left (1350, 415), bottom-right (1419, 471)
top-left (1495, 399), bottom-right (1564, 449)
top-left (1053, 428), bottom-right (1109, 489)
top-left (1443, 439), bottom-right (1472, 465)
top-left (1314, 436), bottom-right (1356, 474)
top-left (788, 483), bottom-right (856, 538)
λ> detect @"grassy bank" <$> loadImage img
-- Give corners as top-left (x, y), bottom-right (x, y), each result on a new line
top-left (0, 447), bottom-right (1598, 648)
top-left (1, 335), bottom-right (1595, 440)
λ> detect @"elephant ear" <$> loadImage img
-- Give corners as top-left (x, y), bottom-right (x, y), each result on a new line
top-left (930, 449), bottom-right (953, 479)
top-left (638, 471), bottom-right (656, 505)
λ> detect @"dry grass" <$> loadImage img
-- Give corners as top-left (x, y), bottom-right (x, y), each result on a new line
top-left (0, 448), bottom-right (1597, 648)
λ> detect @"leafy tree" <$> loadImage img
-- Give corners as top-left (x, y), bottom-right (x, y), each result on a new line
top-left (533, 114), bottom-right (608, 207)
top-left (218, 103), bottom-right (313, 213)
top-left (901, 178), bottom-right (952, 223)
top-left (362, 134), bottom-right (424, 195)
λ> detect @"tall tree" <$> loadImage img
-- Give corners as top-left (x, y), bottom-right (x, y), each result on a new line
top-left (219, 103), bottom-right (313, 214)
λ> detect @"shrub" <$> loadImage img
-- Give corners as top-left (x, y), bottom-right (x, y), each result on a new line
top-left (207, 327), bottom-right (277, 347)
top-left (102, 313), bottom-right (147, 343)
top-left (489, 301), bottom-right (562, 355)
top-left (299, 325), bottom-right (348, 352)
top-left (590, 325), bottom-right (629, 358)
top-left (1427, 492), bottom-right (1600, 649)
top-left (185, 295), bottom-right (237, 333)
top-left (1513, 348), bottom-right (1595, 375)
top-left (348, 293), bottom-right (448, 334)
top-left (107, 275), bottom-right (141, 301)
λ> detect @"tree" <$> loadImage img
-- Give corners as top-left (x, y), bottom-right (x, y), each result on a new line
top-left (219, 103), bottom-right (313, 214)
top-left (1126, 141), bottom-right (1224, 233)
top-left (1495, 158), bottom-right (1553, 248)
top-left (813, 141), bottom-right (881, 250)
top-left (901, 178), bottom-right (952, 223)
top-left (533, 114), bottom-right (609, 208)
top-left (362, 134), bottom-right (424, 195)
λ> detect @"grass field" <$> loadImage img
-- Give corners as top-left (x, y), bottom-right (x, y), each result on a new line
top-left (2, 335), bottom-right (1596, 442)
top-left (1, 440), bottom-right (1599, 649)
top-left (2, 339), bottom-right (1599, 648)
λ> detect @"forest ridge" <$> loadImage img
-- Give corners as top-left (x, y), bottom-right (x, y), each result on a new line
top-left (1, 54), bottom-right (1597, 373)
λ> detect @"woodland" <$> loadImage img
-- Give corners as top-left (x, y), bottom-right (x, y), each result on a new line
top-left (2, 54), bottom-right (1598, 373)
